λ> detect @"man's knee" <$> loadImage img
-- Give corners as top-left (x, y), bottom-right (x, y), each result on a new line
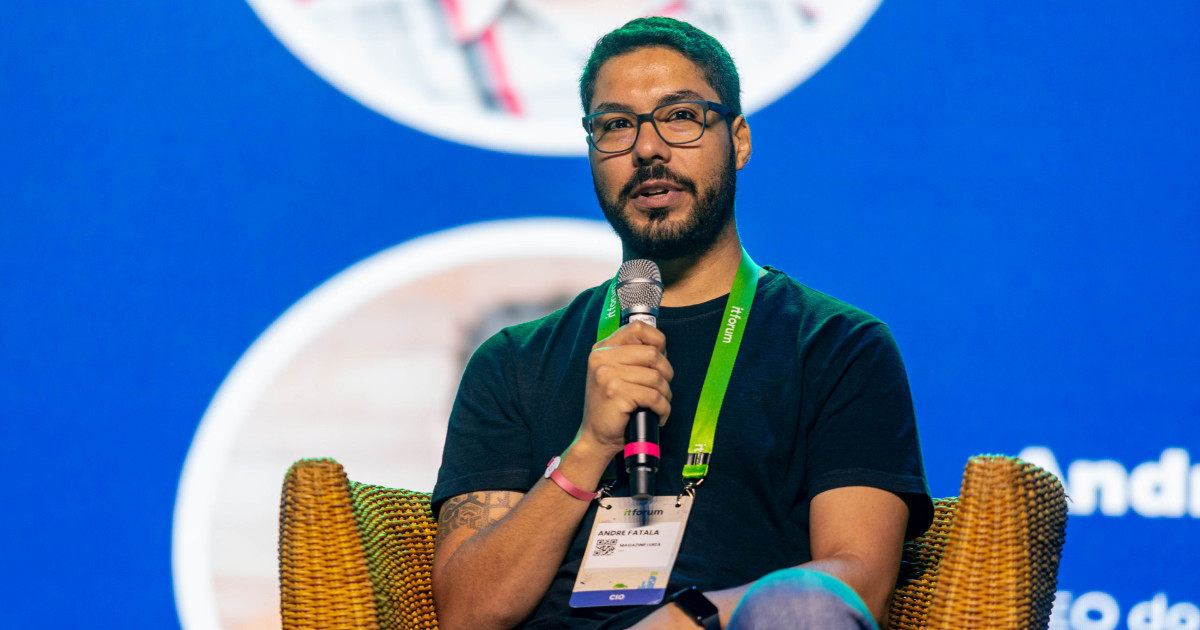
top-left (726, 568), bottom-right (877, 630)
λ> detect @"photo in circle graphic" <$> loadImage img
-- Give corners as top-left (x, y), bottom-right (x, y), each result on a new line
top-left (173, 219), bottom-right (621, 630)
top-left (245, 0), bottom-right (882, 155)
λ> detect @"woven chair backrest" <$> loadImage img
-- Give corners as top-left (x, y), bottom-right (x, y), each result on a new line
top-left (924, 455), bottom-right (1067, 630)
top-left (279, 455), bottom-right (1066, 630)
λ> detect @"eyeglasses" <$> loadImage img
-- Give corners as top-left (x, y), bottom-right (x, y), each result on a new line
top-left (582, 100), bottom-right (733, 154)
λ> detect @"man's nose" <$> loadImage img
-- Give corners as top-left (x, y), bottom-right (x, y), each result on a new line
top-left (632, 119), bottom-right (670, 165)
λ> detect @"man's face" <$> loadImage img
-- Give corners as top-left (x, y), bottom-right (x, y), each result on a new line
top-left (587, 46), bottom-right (751, 260)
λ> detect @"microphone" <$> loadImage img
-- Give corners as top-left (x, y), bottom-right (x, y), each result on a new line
top-left (616, 259), bottom-right (664, 504)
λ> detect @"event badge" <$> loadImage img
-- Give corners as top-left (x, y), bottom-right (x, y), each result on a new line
top-left (569, 495), bottom-right (692, 607)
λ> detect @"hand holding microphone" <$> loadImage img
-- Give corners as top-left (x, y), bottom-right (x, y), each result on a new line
top-left (580, 260), bottom-right (671, 502)
top-left (615, 260), bottom-right (664, 503)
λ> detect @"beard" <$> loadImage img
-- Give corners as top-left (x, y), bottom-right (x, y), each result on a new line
top-left (595, 157), bottom-right (737, 261)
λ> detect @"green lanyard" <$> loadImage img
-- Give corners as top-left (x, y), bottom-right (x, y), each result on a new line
top-left (597, 249), bottom-right (759, 482)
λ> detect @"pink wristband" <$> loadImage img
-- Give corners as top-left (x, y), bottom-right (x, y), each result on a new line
top-left (549, 469), bottom-right (601, 501)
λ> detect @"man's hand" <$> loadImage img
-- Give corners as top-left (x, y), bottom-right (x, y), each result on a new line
top-left (626, 585), bottom-right (749, 630)
top-left (582, 321), bottom-right (674, 456)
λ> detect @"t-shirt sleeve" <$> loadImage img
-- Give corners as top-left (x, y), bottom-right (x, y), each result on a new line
top-left (431, 328), bottom-right (535, 518)
top-left (804, 319), bottom-right (934, 540)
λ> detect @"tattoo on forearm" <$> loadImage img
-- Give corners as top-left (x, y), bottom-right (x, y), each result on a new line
top-left (436, 492), bottom-right (514, 545)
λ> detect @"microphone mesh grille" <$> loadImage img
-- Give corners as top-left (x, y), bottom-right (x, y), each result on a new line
top-left (616, 259), bottom-right (664, 310)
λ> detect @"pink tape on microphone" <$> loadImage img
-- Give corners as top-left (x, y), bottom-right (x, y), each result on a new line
top-left (624, 442), bottom-right (660, 458)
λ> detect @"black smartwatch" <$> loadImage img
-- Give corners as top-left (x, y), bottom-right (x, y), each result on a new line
top-left (669, 586), bottom-right (720, 630)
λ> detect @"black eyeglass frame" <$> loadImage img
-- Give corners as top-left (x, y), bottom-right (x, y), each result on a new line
top-left (582, 100), bottom-right (734, 154)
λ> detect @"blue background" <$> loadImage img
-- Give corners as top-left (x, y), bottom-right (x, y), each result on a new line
top-left (3, 1), bottom-right (1197, 627)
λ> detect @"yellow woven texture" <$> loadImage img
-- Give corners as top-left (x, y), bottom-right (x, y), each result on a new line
top-left (279, 458), bottom-right (380, 630)
top-left (889, 498), bottom-right (958, 630)
top-left (279, 455), bottom-right (1065, 630)
top-left (350, 481), bottom-right (440, 630)
top-left (924, 455), bottom-right (1067, 630)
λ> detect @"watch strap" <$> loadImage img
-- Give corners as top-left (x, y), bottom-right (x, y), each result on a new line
top-left (670, 586), bottom-right (721, 630)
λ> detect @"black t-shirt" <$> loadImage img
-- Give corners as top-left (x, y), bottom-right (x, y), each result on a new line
top-left (433, 268), bottom-right (933, 629)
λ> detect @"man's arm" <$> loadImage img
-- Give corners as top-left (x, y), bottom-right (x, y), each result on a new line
top-left (806, 486), bottom-right (909, 619)
top-left (431, 442), bottom-right (606, 630)
top-left (633, 485), bottom-right (909, 629)
top-left (432, 322), bottom-right (675, 630)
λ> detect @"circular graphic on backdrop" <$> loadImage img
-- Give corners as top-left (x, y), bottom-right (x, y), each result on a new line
top-left (172, 219), bottom-right (621, 630)
top-left (247, 0), bottom-right (881, 155)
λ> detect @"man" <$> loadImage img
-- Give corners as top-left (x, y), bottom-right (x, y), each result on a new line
top-left (431, 17), bottom-right (932, 630)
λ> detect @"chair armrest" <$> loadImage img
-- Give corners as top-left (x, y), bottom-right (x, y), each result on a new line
top-left (926, 455), bottom-right (1068, 630)
top-left (889, 497), bottom-right (958, 630)
top-left (278, 458), bottom-right (380, 629)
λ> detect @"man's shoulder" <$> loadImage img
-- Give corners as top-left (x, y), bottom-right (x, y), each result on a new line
top-left (760, 267), bottom-right (886, 330)
top-left (478, 282), bottom-right (609, 357)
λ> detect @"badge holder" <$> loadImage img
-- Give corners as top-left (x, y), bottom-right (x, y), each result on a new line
top-left (569, 494), bottom-right (693, 607)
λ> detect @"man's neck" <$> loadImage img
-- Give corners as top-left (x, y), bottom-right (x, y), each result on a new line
top-left (624, 225), bottom-right (744, 307)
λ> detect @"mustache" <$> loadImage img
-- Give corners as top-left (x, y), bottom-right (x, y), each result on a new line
top-left (618, 164), bottom-right (696, 201)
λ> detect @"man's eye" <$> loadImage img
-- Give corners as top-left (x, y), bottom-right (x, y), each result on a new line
top-left (603, 118), bottom-right (633, 131)
top-left (665, 107), bottom-right (699, 121)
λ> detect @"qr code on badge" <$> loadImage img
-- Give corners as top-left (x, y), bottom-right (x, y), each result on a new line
top-left (593, 538), bottom-right (618, 557)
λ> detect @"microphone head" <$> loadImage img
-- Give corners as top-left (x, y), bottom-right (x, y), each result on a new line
top-left (616, 259), bottom-right (663, 325)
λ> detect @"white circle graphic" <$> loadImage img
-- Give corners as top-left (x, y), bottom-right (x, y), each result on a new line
top-left (246, 0), bottom-right (881, 156)
top-left (172, 218), bottom-right (621, 629)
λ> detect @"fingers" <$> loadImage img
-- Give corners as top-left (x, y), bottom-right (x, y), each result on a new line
top-left (591, 364), bottom-right (672, 418)
top-left (593, 321), bottom-right (667, 356)
top-left (590, 343), bottom-right (674, 385)
top-left (591, 322), bottom-right (672, 382)
top-left (581, 321), bottom-right (675, 452)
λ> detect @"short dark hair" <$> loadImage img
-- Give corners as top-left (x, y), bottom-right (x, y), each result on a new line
top-left (579, 17), bottom-right (742, 117)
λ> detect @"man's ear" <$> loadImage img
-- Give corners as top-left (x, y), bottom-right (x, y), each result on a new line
top-left (731, 115), bottom-right (752, 170)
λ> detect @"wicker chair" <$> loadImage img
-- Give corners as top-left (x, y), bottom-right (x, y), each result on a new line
top-left (278, 455), bottom-right (1067, 630)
